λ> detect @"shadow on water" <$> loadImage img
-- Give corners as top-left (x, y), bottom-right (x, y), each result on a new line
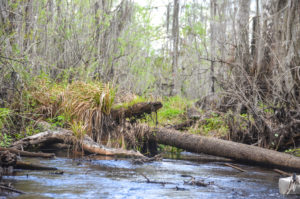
top-left (1, 151), bottom-right (299, 199)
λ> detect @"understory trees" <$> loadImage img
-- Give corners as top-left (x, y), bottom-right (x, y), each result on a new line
top-left (0, 0), bottom-right (299, 150)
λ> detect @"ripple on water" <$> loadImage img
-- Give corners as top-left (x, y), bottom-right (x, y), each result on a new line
top-left (2, 154), bottom-right (299, 199)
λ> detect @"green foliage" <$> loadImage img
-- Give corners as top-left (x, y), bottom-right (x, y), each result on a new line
top-left (17, 121), bottom-right (43, 139)
top-left (113, 95), bottom-right (147, 109)
top-left (47, 114), bottom-right (68, 128)
top-left (0, 108), bottom-right (12, 130)
top-left (0, 133), bottom-right (12, 147)
top-left (0, 108), bottom-right (13, 147)
top-left (285, 148), bottom-right (300, 157)
top-left (158, 96), bottom-right (192, 125)
top-left (191, 113), bottom-right (228, 137)
top-left (258, 102), bottom-right (274, 114)
top-left (71, 121), bottom-right (86, 140)
top-left (158, 144), bottom-right (183, 154)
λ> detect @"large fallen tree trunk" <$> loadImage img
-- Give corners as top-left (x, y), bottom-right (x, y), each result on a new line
top-left (149, 127), bottom-right (300, 171)
top-left (11, 128), bottom-right (144, 158)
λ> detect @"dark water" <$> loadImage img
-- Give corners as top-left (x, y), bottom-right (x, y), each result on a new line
top-left (1, 152), bottom-right (298, 199)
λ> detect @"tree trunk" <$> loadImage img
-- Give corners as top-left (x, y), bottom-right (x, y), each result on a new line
top-left (149, 127), bottom-right (300, 171)
top-left (170, 0), bottom-right (180, 96)
top-left (210, 0), bottom-right (216, 93)
top-left (236, 0), bottom-right (250, 72)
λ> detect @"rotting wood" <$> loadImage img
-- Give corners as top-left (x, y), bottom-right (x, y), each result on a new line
top-left (146, 126), bottom-right (300, 171)
top-left (0, 151), bottom-right (17, 167)
top-left (0, 147), bottom-right (55, 158)
top-left (12, 128), bottom-right (144, 158)
top-left (111, 102), bottom-right (163, 123)
top-left (224, 163), bottom-right (246, 172)
top-left (15, 161), bottom-right (57, 170)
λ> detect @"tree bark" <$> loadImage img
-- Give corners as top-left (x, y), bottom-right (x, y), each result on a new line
top-left (149, 127), bottom-right (300, 171)
top-left (236, 0), bottom-right (251, 72)
top-left (110, 102), bottom-right (162, 123)
top-left (210, 0), bottom-right (216, 93)
top-left (170, 0), bottom-right (180, 96)
top-left (11, 128), bottom-right (144, 158)
top-left (15, 161), bottom-right (57, 170)
top-left (0, 147), bottom-right (55, 158)
top-left (0, 151), bottom-right (17, 167)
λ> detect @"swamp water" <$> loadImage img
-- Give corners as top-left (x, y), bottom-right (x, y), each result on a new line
top-left (1, 152), bottom-right (299, 199)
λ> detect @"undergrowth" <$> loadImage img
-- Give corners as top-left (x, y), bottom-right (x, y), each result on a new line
top-left (29, 77), bottom-right (116, 141)
top-left (157, 96), bottom-right (192, 125)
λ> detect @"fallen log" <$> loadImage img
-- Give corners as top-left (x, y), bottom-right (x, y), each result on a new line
top-left (111, 102), bottom-right (162, 123)
top-left (149, 127), bottom-right (300, 171)
top-left (0, 147), bottom-right (55, 158)
top-left (15, 161), bottom-right (57, 170)
top-left (12, 128), bottom-right (144, 158)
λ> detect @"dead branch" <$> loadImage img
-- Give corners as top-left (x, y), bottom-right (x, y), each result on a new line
top-left (0, 184), bottom-right (25, 194)
top-left (224, 163), bottom-right (246, 172)
top-left (12, 128), bottom-right (144, 158)
top-left (273, 169), bottom-right (292, 177)
top-left (0, 147), bottom-right (55, 158)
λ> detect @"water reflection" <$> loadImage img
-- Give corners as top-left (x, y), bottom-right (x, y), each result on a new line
top-left (1, 152), bottom-right (297, 199)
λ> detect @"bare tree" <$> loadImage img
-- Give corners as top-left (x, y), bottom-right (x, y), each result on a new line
top-left (171, 0), bottom-right (180, 96)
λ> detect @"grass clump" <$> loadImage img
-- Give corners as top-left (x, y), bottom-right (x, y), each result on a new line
top-left (158, 96), bottom-right (193, 125)
top-left (29, 78), bottom-right (116, 141)
top-left (113, 95), bottom-right (147, 109)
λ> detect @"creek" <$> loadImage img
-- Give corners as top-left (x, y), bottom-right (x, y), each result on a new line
top-left (1, 152), bottom-right (297, 199)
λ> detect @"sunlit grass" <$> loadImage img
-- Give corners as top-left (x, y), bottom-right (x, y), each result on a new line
top-left (29, 79), bottom-right (115, 139)
top-left (157, 96), bottom-right (193, 125)
top-left (112, 95), bottom-right (147, 109)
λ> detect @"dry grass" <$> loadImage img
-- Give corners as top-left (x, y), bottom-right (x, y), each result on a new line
top-left (30, 80), bottom-right (117, 145)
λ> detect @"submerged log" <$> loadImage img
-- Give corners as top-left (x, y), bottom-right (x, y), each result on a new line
top-left (0, 147), bottom-right (55, 158)
top-left (15, 161), bottom-right (57, 170)
top-left (149, 127), bottom-right (300, 171)
top-left (0, 184), bottom-right (25, 194)
top-left (12, 128), bottom-right (144, 158)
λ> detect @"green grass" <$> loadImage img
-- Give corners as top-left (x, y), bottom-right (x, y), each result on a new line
top-left (112, 95), bottom-right (147, 109)
top-left (157, 96), bottom-right (193, 125)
